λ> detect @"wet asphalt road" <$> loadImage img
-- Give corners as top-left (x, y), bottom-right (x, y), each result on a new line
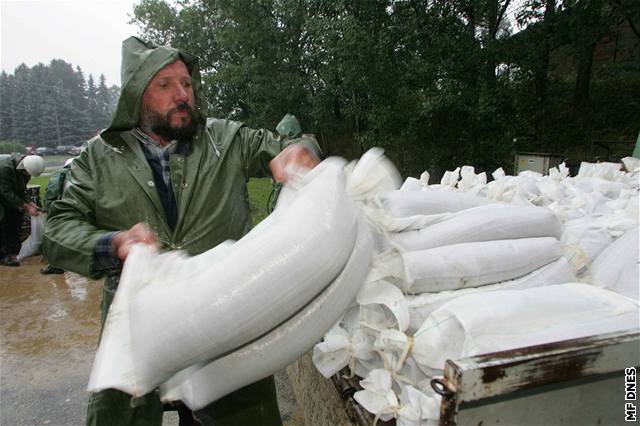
top-left (0, 256), bottom-right (303, 426)
top-left (1, 257), bottom-right (102, 426)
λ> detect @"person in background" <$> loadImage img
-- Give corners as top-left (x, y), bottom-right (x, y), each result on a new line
top-left (268, 113), bottom-right (305, 212)
top-left (43, 37), bottom-right (320, 426)
top-left (40, 157), bottom-right (74, 274)
top-left (0, 154), bottom-right (44, 267)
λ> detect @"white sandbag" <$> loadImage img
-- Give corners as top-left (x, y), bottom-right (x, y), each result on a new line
top-left (622, 156), bottom-right (640, 173)
top-left (17, 214), bottom-right (45, 260)
top-left (354, 369), bottom-right (440, 425)
top-left (457, 166), bottom-right (486, 193)
top-left (162, 219), bottom-right (375, 409)
top-left (406, 257), bottom-right (576, 332)
top-left (536, 177), bottom-right (567, 205)
top-left (390, 204), bottom-right (561, 251)
top-left (440, 168), bottom-right (460, 187)
top-left (372, 329), bottom-right (430, 389)
top-left (400, 177), bottom-right (425, 191)
top-left (549, 162), bottom-right (570, 181)
top-left (313, 304), bottom-right (383, 380)
top-left (578, 161), bottom-right (624, 181)
top-left (571, 176), bottom-right (628, 198)
top-left (376, 188), bottom-right (495, 218)
top-left (313, 324), bottom-right (377, 379)
top-left (89, 158), bottom-right (360, 396)
top-left (590, 227), bottom-right (639, 300)
top-left (412, 283), bottom-right (639, 375)
top-left (357, 279), bottom-right (410, 332)
top-left (390, 237), bottom-right (561, 294)
top-left (561, 218), bottom-right (613, 262)
top-left (344, 147), bottom-right (401, 201)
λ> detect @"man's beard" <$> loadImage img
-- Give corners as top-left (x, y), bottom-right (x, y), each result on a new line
top-left (139, 102), bottom-right (203, 142)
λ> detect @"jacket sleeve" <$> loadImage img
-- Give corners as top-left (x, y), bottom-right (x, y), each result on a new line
top-left (42, 148), bottom-right (110, 279)
top-left (0, 165), bottom-right (27, 210)
top-left (236, 125), bottom-right (321, 178)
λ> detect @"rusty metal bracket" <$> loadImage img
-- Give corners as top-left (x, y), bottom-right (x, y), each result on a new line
top-left (331, 373), bottom-right (357, 400)
top-left (431, 377), bottom-right (454, 397)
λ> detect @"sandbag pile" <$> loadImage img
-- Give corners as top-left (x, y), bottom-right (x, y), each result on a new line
top-left (87, 149), bottom-right (400, 410)
top-left (88, 147), bottom-right (638, 421)
top-left (312, 157), bottom-right (639, 425)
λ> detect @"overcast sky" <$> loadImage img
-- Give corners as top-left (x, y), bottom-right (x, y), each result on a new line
top-left (1, 0), bottom-right (139, 87)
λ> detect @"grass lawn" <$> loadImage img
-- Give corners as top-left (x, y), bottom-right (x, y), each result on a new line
top-left (248, 177), bottom-right (275, 225)
top-left (29, 175), bottom-right (275, 226)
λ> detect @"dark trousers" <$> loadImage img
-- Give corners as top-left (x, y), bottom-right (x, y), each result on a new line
top-left (0, 208), bottom-right (23, 258)
top-left (86, 376), bottom-right (282, 426)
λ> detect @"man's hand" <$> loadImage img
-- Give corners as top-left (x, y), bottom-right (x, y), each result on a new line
top-left (270, 144), bottom-right (320, 183)
top-left (23, 202), bottom-right (40, 216)
top-left (112, 222), bottom-right (159, 261)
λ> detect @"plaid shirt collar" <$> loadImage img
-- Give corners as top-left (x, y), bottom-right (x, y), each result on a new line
top-left (132, 128), bottom-right (177, 187)
top-left (132, 128), bottom-right (177, 157)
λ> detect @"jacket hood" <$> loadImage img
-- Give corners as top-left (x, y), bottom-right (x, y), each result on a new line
top-left (105, 36), bottom-right (203, 135)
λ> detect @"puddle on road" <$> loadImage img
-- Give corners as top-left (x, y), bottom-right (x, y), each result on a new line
top-left (1, 257), bottom-right (108, 425)
top-left (0, 256), bottom-right (102, 358)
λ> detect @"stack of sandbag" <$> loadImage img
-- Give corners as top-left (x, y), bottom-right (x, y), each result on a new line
top-left (590, 227), bottom-right (639, 300)
top-left (87, 149), bottom-right (400, 410)
top-left (312, 156), bottom-right (639, 425)
top-left (350, 284), bottom-right (639, 424)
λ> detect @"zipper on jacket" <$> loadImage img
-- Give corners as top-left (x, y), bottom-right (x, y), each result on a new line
top-left (205, 127), bottom-right (221, 157)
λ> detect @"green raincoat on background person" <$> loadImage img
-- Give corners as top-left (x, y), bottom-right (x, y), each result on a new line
top-left (0, 154), bottom-right (31, 262)
top-left (43, 162), bottom-right (72, 212)
top-left (0, 153), bottom-right (30, 223)
top-left (43, 37), bottom-right (319, 426)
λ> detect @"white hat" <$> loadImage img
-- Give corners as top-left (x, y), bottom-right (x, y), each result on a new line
top-left (21, 155), bottom-right (45, 176)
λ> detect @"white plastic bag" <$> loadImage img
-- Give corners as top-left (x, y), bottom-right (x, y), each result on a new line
top-left (17, 214), bottom-right (45, 260)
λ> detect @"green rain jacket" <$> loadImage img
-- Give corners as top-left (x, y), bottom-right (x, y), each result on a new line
top-left (43, 37), bottom-right (317, 426)
top-left (0, 153), bottom-right (29, 222)
top-left (43, 167), bottom-right (70, 212)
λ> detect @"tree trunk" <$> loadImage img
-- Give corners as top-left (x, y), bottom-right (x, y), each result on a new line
top-left (534, 0), bottom-right (556, 144)
top-left (485, 0), bottom-right (499, 89)
top-left (573, 41), bottom-right (595, 117)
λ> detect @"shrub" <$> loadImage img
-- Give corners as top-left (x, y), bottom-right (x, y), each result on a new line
top-left (0, 140), bottom-right (26, 154)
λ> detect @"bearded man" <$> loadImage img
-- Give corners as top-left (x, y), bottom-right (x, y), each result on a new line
top-left (43, 37), bottom-right (319, 426)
